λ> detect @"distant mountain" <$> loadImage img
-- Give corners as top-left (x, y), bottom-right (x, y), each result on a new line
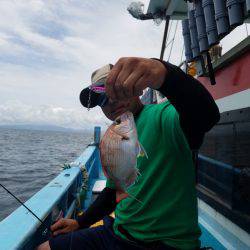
top-left (0, 124), bottom-right (85, 132)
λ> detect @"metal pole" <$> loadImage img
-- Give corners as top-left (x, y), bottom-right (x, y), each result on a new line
top-left (160, 16), bottom-right (170, 60)
top-left (94, 126), bottom-right (101, 145)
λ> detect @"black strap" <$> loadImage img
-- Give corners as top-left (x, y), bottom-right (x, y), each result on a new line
top-left (206, 51), bottom-right (216, 85)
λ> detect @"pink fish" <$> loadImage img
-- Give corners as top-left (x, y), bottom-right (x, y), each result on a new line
top-left (100, 111), bottom-right (147, 203)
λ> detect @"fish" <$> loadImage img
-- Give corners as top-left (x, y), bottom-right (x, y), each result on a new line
top-left (100, 111), bottom-right (147, 203)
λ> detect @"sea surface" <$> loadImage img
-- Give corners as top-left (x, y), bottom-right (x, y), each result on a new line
top-left (0, 128), bottom-right (93, 221)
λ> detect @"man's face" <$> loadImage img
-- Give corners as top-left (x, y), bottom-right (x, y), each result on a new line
top-left (101, 97), bottom-right (141, 121)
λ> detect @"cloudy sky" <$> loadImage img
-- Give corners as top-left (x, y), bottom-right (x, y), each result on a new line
top-left (0, 0), bottom-right (249, 130)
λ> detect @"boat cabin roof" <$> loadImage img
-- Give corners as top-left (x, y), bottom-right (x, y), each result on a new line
top-left (147, 0), bottom-right (188, 20)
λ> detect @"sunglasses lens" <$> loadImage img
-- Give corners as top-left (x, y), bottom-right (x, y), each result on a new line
top-left (97, 94), bottom-right (108, 107)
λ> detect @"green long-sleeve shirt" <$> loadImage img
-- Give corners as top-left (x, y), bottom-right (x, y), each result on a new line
top-left (106, 101), bottom-right (201, 249)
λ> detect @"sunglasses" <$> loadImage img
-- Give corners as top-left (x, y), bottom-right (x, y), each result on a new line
top-left (88, 82), bottom-right (109, 108)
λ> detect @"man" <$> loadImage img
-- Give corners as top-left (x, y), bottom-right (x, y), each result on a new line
top-left (38, 57), bottom-right (220, 250)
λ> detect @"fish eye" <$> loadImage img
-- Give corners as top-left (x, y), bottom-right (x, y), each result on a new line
top-left (115, 118), bottom-right (121, 125)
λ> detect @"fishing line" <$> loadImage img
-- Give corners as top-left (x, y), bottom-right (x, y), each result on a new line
top-left (0, 183), bottom-right (45, 225)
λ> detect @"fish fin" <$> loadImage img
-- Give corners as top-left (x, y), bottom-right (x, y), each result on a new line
top-left (137, 142), bottom-right (148, 159)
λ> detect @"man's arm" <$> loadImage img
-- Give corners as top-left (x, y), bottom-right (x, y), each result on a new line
top-left (51, 187), bottom-right (116, 235)
top-left (105, 57), bottom-right (220, 150)
top-left (76, 187), bottom-right (116, 228)
top-left (156, 60), bottom-right (220, 149)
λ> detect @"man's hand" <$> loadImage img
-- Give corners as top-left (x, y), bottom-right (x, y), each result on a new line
top-left (106, 57), bottom-right (167, 100)
top-left (51, 218), bottom-right (79, 236)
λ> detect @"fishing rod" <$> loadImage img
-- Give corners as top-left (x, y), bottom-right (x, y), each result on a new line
top-left (0, 183), bottom-right (45, 225)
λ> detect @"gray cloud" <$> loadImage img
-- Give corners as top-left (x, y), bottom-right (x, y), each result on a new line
top-left (0, 0), bottom-right (248, 128)
top-left (0, 0), bottom-right (162, 128)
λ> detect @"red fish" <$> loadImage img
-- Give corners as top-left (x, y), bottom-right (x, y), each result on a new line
top-left (100, 111), bottom-right (147, 203)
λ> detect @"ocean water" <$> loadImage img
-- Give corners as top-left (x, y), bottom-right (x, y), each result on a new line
top-left (0, 128), bottom-right (93, 221)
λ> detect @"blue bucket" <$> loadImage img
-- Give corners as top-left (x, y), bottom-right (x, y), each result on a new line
top-left (226, 0), bottom-right (244, 27)
top-left (182, 19), bottom-right (193, 62)
top-left (202, 0), bottom-right (219, 46)
top-left (195, 0), bottom-right (209, 52)
top-left (214, 0), bottom-right (230, 37)
top-left (189, 10), bottom-right (200, 58)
